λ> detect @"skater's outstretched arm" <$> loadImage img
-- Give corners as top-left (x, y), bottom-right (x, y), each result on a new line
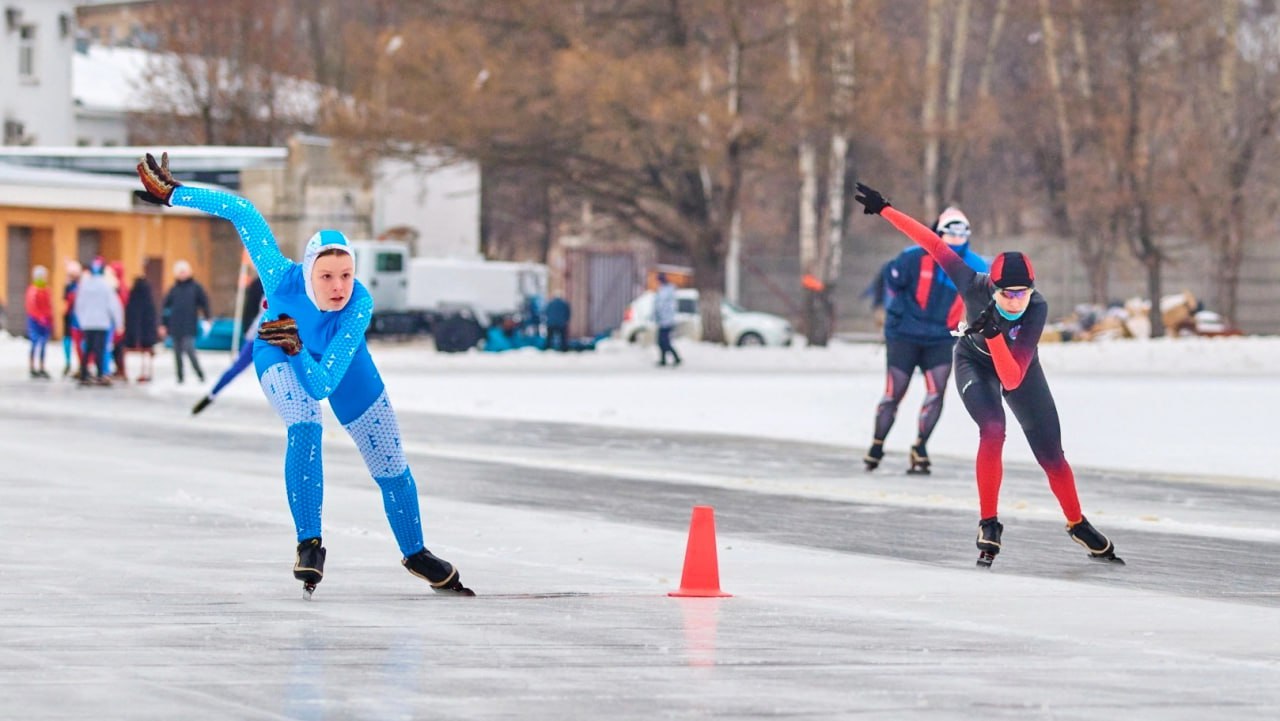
top-left (136, 153), bottom-right (292, 295)
top-left (853, 183), bottom-right (979, 292)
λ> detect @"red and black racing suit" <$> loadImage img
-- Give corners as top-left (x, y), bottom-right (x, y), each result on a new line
top-left (879, 207), bottom-right (1083, 523)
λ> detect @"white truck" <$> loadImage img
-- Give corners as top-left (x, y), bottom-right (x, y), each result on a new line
top-left (347, 241), bottom-right (548, 351)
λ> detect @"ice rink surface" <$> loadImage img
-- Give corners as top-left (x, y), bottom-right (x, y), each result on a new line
top-left (2, 354), bottom-right (1277, 721)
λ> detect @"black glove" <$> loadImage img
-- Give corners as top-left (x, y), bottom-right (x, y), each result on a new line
top-left (966, 302), bottom-right (1005, 339)
top-left (135, 151), bottom-right (182, 206)
top-left (258, 315), bottom-right (303, 356)
top-left (854, 182), bottom-right (891, 215)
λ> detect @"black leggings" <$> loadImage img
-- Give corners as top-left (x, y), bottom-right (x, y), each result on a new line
top-left (953, 347), bottom-right (1081, 521)
top-left (872, 339), bottom-right (954, 447)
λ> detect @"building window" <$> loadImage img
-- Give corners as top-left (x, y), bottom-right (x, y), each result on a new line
top-left (18, 24), bottom-right (37, 81)
top-left (4, 119), bottom-right (27, 145)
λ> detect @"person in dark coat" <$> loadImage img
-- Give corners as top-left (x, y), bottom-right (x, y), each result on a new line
top-left (240, 274), bottom-right (264, 340)
top-left (544, 296), bottom-right (571, 352)
top-left (161, 259), bottom-right (212, 384)
top-left (124, 277), bottom-right (160, 382)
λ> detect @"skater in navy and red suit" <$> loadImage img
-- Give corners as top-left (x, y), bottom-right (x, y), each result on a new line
top-left (864, 206), bottom-right (987, 475)
top-left (137, 152), bottom-right (474, 597)
top-left (854, 182), bottom-right (1121, 567)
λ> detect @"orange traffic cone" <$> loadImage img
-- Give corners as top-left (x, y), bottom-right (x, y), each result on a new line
top-left (669, 505), bottom-right (732, 597)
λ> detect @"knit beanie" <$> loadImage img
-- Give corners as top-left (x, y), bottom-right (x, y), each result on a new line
top-left (989, 251), bottom-right (1035, 288)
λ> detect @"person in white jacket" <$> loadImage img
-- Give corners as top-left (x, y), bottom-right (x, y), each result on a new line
top-left (653, 273), bottom-right (682, 367)
top-left (73, 257), bottom-right (124, 386)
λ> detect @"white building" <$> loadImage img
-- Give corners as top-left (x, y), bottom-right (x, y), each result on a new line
top-left (1, 1), bottom-right (78, 145)
top-left (4, 4), bottom-right (481, 260)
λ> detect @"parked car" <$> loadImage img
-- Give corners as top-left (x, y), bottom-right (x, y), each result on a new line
top-left (619, 289), bottom-right (793, 346)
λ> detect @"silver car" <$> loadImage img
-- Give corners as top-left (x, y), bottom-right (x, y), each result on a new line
top-left (619, 289), bottom-right (794, 346)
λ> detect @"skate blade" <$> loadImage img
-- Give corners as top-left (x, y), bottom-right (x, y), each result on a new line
top-left (906, 467), bottom-right (931, 476)
top-left (433, 583), bottom-right (477, 597)
top-left (976, 553), bottom-right (996, 569)
top-left (1090, 554), bottom-right (1125, 565)
top-left (302, 583), bottom-right (317, 600)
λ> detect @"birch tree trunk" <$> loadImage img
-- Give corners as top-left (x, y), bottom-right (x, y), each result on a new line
top-left (787, 1), bottom-right (822, 343)
top-left (800, 0), bottom-right (855, 347)
top-left (945, 0), bottom-right (1006, 202)
top-left (725, 37), bottom-right (743, 305)
top-left (920, 0), bottom-right (944, 217)
top-left (1039, 0), bottom-right (1110, 303)
top-left (938, 0), bottom-right (970, 206)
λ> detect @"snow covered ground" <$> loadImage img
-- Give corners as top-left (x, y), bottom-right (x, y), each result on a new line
top-left (1, 332), bottom-right (1277, 719)
top-left (137, 332), bottom-right (1280, 483)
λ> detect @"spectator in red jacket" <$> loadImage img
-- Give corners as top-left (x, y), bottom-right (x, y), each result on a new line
top-left (25, 265), bottom-right (53, 379)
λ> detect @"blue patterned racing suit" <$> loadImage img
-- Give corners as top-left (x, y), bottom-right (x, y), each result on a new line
top-left (172, 187), bottom-right (428, 557)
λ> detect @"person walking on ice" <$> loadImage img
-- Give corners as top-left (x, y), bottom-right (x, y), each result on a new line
top-left (854, 181), bottom-right (1122, 568)
top-left (137, 152), bottom-right (474, 597)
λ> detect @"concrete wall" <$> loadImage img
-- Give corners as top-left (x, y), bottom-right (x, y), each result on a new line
top-left (0, 1), bottom-right (77, 146)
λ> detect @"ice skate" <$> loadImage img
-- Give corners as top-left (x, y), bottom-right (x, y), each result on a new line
top-left (293, 537), bottom-right (326, 599)
top-left (863, 441), bottom-right (885, 471)
top-left (191, 395), bottom-right (213, 415)
top-left (975, 516), bottom-right (1003, 568)
top-left (1067, 517), bottom-right (1124, 564)
top-left (403, 547), bottom-right (475, 596)
top-left (907, 443), bottom-right (931, 475)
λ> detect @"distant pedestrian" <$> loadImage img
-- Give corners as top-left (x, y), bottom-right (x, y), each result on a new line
top-left (25, 265), bottom-right (53, 379)
top-left (73, 257), bottom-right (124, 386)
top-left (107, 261), bottom-right (130, 380)
top-left (123, 277), bottom-right (160, 382)
top-left (161, 259), bottom-right (211, 384)
top-left (61, 260), bottom-right (83, 378)
top-left (544, 296), bottom-right (570, 352)
top-left (239, 274), bottom-right (264, 340)
top-left (653, 273), bottom-right (682, 367)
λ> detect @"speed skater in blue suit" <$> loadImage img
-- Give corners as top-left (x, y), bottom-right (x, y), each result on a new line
top-left (137, 152), bottom-right (473, 597)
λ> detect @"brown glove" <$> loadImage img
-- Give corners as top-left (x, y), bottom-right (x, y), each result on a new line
top-left (135, 152), bottom-right (181, 206)
top-left (258, 315), bottom-right (303, 356)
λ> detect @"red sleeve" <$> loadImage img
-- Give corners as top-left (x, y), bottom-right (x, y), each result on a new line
top-left (945, 296), bottom-right (964, 330)
top-left (987, 335), bottom-right (1028, 389)
top-left (986, 310), bottom-right (1043, 390)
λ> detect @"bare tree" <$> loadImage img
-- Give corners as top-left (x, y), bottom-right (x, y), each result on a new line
top-left (920, 0), bottom-right (945, 217)
top-left (330, 1), bottom-right (791, 343)
top-left (1178, 1), bottom-right (1280, 327)
top-left (132, 1), bottom-right (317, 146)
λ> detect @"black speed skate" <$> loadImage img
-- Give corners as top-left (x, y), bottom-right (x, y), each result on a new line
top-left (403, 547), bottom-right (475, 596)
top-left (975, 516), bottom-right (1003, 568)
top-left (1067, 517), bottom-right (1124, 564)
top-left (907, 444), bottom-right (931, 475)
top-left (863, 441), bottom-right (885, 471)
top-left (294, 537), bottom-right (326, 599)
